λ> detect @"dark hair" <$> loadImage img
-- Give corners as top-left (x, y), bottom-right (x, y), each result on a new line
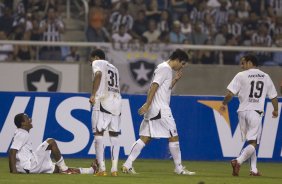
top-left (14, 113), bottom-right (25, 128)
top-left (90, 49), bottom-right (105, 59)
top-left (243, 54), bottom-right (259, 66)
top-left (119, 24), bottom-right (126, 29)
top-left (226, 33), bottom-right (234, 42)
top-left (169, 49), bottom-right (189, 63)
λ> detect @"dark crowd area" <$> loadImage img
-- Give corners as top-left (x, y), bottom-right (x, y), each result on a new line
top-left (0, 0), bottom-right (281, 65)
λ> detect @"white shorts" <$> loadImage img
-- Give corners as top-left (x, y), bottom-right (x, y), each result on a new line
top-left (238, 110), bottom-right (263, 144)
top-left (91, 110), bottom-right (121, 133)
top-left (139, 114), bottom-right (178, 138)
top-left (29, 140), bottom-right (55, 173)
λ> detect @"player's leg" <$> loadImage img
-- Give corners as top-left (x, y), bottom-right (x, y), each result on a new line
top-left (45, 138), bottom-right (70, 172)
top-left (232, 111), bottom-right (262, 176)
top-left (237, 111), bottom-right (262, 165)
top-left (108, 114), bottom-right (121, 176)
top-left (237, 140), bottom-right (257, 165)
top-left (31, 139), bottom-right (58, 174)
top-left (53, 166), bottom-right (95, 174)
top-left (54, 159), bottom-right (99, 174)
top-left (168, 136), bottom-right (181, 172)
top-left (109, 131), bottom-right (120, 176)
top-left (33, 139), bottom-right (97, 174)
top-left (94, 131), bottom-right (106, 175)
top-left (78, 160), bottom-right (99, 174)
top-left (160, 115), bottom-right (195, 175)
top-left (91, 110), bottom-right (108, 175)
top-left (122, 135), bottom-right (150, 173)
top-left (31, 138), bottom-right (75, 174)
top-left (168, 136), bottom-right (195, 175)
top-left (231, 140), bottom-right (257, 176)
top-left (249, 150), bottom-right (261, 176)
top-left (122, 119), bottom-right (152, 173)
top-left (231, 111), bottom-right (246, 176)
top-left (56, 160), bottom-right (98, 174)
top-left (249, 113), bottom-right (262, 176)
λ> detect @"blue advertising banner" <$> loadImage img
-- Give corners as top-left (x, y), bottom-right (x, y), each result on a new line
top-left (0, 92), bottom-right (281, 161)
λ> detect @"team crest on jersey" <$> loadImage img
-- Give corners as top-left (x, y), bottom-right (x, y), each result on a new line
top-left (129, 60), bottom-right (155, 86)
top-left (24, 66), bottom-right (62, 92)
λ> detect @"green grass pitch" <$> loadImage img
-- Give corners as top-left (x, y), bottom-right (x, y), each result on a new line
top-left (0, 158), bottom-right (281, 184)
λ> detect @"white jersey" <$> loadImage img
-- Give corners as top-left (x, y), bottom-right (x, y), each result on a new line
top-left (144, 62), bottom-right (172, 119)
top-left (92, 59), bottom-right (122, 115)
top-left (10, 128), bottom-right (33, 171)
top-left (227, 68), bottom-right (277, 112)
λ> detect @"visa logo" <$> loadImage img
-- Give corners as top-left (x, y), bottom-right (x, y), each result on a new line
top-left (199, 100), bottom-right (282, 158)
top-left (0, 96), bottom-right (136, 155)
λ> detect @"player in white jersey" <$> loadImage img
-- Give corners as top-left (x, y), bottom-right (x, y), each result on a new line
top-left (219, 54), bottom-right (279, 176)
top-left (9, 113), bottom-right (98, 174)
top-left (89, 49), bottom-right (122, 176)
top-left (122, 49), bottom-right (195, 175)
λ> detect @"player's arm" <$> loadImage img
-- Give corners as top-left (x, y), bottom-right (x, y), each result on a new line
top-left (219, 90), bottom-right (234, 115)
top-left (138, 82), bottom-right (159, 115)
top-left (9, 149), bottom-right (18, 173)
top-left (170, 70), bottom-right (183, 89)
top-left (270, 97), bottom-right (279, 118)
top-left (222, 90), bottom-right (234, 105)
top-left (89, 71), bottom-right (102, 106)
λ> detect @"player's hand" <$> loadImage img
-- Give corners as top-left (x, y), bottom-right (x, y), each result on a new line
top-left (272, 110), bottom-right (278, 118)
top-left (174, 70), bottom-right (183, 81)
top-left (89, 95), bottom-right (95, 106)
top-left (219, 104), bottom-right (227, 115)
top-left (138, 103), bottom-right (150, 115)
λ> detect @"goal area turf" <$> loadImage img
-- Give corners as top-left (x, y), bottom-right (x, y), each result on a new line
top-left (0, 158), bottom-right (281, 184)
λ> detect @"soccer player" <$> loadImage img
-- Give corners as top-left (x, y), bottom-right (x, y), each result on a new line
top-left (9, 113), bottom-right (97, 174)
top-left (219, 54), bottom-right (279, 176)
top-left (122, 49), bottom-right (195, 175)
top-left (89, 49), bottom-right (122, 176)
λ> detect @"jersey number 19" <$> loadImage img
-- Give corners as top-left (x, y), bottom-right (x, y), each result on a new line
top-left (249, 80), bottom-right (264, 98)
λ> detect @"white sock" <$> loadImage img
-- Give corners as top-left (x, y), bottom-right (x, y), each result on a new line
top-left (56, 156), bottom-right (68, 171)
top-left (94, 135), bottom-right (105, 171)
top-left (123, 139), bottom-right (145, 168)
top-left (110, 136), bottom-right (120, 172)
top-left (250, 151), bottom-right (258, 173)
top-left (237, 144), bottom-right (255, 165)
top-left (169, 141), bottom-right (183, 171)
top-left (79, 167), bottom-right (94, 174)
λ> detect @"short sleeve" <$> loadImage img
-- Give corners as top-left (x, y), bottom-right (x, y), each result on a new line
top-left (152, 66), bottom-right (170, 86)
top-left (266, 75), bottom-right (278, 99)
top-left (10, 132), bottom-right (28, 151)
top-left (92, 60), bottom-right (104, 75)
top-left (227, 73), bottom-right (242, 95)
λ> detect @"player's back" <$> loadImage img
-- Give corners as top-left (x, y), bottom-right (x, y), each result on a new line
top-left (105, 62), bottom-right (121, 96)
top-left (236, 68), bottom-right (277, 112)
top-left (100, 61), bottom-right (122, 115)
top-left (92, 60), bottom-right (120, 96)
